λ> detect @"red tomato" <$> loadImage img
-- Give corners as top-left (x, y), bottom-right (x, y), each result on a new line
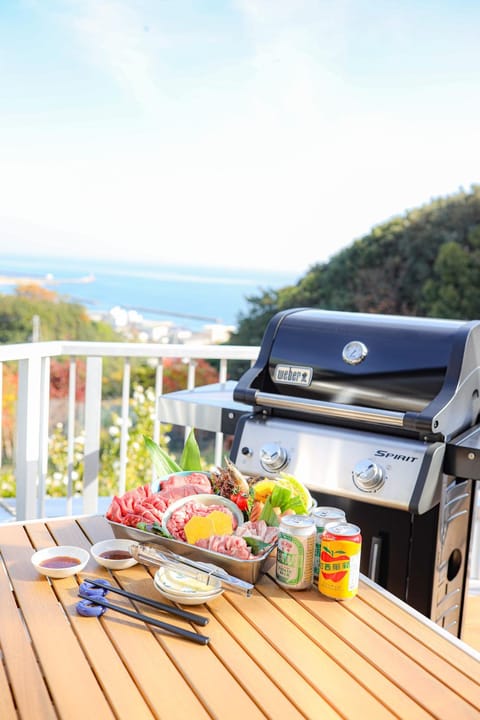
top-left (230, 493), bottom-right (249, 512)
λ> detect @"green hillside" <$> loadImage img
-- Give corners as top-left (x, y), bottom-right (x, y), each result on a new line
top-left (230, 185), bottom-right (480, 346)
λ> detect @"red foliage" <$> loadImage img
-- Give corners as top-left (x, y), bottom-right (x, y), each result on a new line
top-left (49, 359), bottom-right (86, 401)
top-left (162, 358), bottom-right (219, 394)
top-left (2, 364), bottom-right (17, 459)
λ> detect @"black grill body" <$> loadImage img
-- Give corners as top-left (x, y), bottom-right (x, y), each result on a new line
top-left (231, 308), bottom-right (480, 637)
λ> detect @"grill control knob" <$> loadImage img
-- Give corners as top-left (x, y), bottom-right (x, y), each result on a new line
top-left (259, 443), bottom-right (289, 473)
top-left (352, 459), bottom-right (385, 492)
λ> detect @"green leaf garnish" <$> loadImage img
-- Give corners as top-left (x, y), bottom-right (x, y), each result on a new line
top-left (243, 536), bottom-right (273, 555)
top-left (143, 435), bottom-right (182, 476)
top-left (179, 427), bottom-right (203, 470)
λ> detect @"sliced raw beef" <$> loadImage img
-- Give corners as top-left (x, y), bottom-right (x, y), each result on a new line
top-left (159, 484), bottom-right (211, 502)
top-left (235, 520), bottom-right (279, 545)
top-left (106, 483), bottom-right (167, 525)
top-left (160, 472), bottom-right (212, 493)
top-left (106, 474), bottom-right (213, 531)
top-left (195, 534), bottom-right (252, 560)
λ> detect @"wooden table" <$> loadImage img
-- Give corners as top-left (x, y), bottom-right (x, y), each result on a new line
top-left (0, 515), bottom-right (478, 720)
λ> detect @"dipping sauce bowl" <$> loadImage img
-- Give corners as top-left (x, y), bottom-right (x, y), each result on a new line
top-left (31, 545), bottom-right (90, 579)
top-left (90, 539), bottom-right (138, 570)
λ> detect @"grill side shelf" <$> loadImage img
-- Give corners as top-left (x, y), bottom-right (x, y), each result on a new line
top-left (445, 424), bottom-right (480, 480)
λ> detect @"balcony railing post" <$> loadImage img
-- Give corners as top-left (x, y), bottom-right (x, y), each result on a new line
top-left (37, 357), bottom-right (50, 519)
top-left (66, 359), bottom-right (77, 515)
top-left (0, 362), bottom-right (3, 469)
top-left (118, 359), bottom-right (131, 497)
top-left (214, 358), bottom-right (229, 466)
top-left (83, 356), bottom-right (102, 515)
top-left (15, 356), bottom-right (42, 520)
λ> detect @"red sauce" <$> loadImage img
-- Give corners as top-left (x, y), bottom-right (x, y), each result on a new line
top-left (99, 550), bottom-right (131, 560)
top-left (39, 555), bottom-right (82, 569)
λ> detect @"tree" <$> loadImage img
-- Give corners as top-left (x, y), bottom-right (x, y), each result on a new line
top-left (229, 184), bottom-right (480, 345)
top-left (0, 285), bottom-right (121, 343)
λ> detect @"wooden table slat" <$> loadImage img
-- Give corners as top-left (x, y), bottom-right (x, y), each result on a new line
top-left (1, 523), bottom-right (116, 720)
top-left (0, 552), bottom-right (56, 720)
top-left (226, 582), bottom-right (399, 719)
top-left (271, 578), bottom-right (479, 720)
top-left (1, 515), bottom-right (478, 720)
top-left (345, 591), bottom-right (480, 709)
top-left (358, 579), bottom-right (480, 678)
top-left (255, 575), bottom-right (435, 720)
top-left (0, 654), bottom-right (18, 720)
top-left (210, 591), bottom-right (345, 719)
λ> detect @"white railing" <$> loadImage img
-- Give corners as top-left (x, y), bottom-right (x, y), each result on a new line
top-left (0, 340), bottom-right (259, 521)
top-left (0, 338), bottom-right (479, 591)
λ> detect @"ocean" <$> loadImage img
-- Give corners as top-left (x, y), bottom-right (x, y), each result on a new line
top-left (0, 255), bottom-right (300, 331)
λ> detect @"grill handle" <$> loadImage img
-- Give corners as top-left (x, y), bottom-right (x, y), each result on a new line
top-left (368, 536), bottom-right (382, 583)
top-left (253, 391), bottom-right (405, 429)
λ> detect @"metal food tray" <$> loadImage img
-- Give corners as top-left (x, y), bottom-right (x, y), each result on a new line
top-left (108, 520), bottom-right (276, 584)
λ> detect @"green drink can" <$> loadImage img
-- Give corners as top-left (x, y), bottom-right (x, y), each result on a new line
top-left (311, 507), bottom-right (346, 581)
top-left (275, 514), bottom-right (315, 590)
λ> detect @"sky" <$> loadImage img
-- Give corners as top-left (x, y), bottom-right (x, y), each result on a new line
top-left (1, 0), bottom-right (480, 275)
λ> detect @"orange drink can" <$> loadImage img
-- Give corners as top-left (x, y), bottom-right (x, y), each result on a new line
top-left (318, 522), bottom-right (361, 600)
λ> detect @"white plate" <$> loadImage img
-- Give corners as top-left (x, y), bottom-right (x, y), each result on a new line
top-left (154, 566), bottom-right (223, 605)
top-left (155, 566), bottom-right (221, 594)
top-left (161, 493), bottom-right (244, 538)
top-left (155, 586), bottom-right (223, 605)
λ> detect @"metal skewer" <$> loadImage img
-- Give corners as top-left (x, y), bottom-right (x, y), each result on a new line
top-left (77, 590), bottom-right (210, 645)
top-left (82, 577), bottom-right (209, 626)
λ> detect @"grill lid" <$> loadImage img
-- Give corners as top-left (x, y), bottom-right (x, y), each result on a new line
top-left (234, 309), bottom-right (480, 441)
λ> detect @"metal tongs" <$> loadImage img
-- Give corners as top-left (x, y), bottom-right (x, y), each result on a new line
top-left (129, 542), bottom-right (254, 598)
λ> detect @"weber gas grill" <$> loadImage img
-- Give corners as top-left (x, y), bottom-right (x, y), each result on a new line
top-left (229, 309), bottom-right (480, 638)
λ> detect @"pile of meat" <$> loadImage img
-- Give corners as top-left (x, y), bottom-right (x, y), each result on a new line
top-left (105, 472), bottom-right (212, 527)
top-left (196, 521), bottom-right (279, 560)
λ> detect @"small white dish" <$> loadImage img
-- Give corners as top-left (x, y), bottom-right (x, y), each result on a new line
top-left (90, 539), bottom-right (138, 569)
top-left (31, 545), bottom-right (90, 579)
top-left (154, 566), bottom-right (223, 605)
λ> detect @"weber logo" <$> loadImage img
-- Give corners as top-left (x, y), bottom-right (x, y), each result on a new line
top-left (274, 365), bottom-right (313, 386)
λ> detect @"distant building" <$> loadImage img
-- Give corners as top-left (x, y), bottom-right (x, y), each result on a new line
top-left (99, 306), bottom-right (235, 345)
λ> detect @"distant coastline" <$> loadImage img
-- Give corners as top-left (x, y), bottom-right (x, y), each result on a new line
top-left (0, 256), bottom-right (299, 331)
top-left (0, 273), bottom-right (95, 286)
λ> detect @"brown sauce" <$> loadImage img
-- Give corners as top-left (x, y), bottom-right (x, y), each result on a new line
top-left (39, 555), bottom-right (81, 569)
top-left (99, 550), bottom-right (131, 560)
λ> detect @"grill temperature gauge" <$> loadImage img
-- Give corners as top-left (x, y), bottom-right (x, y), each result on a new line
top-left (352, 459), bottom-right (385, 492)
top-left (259, 443), bottom-right (289, 473)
